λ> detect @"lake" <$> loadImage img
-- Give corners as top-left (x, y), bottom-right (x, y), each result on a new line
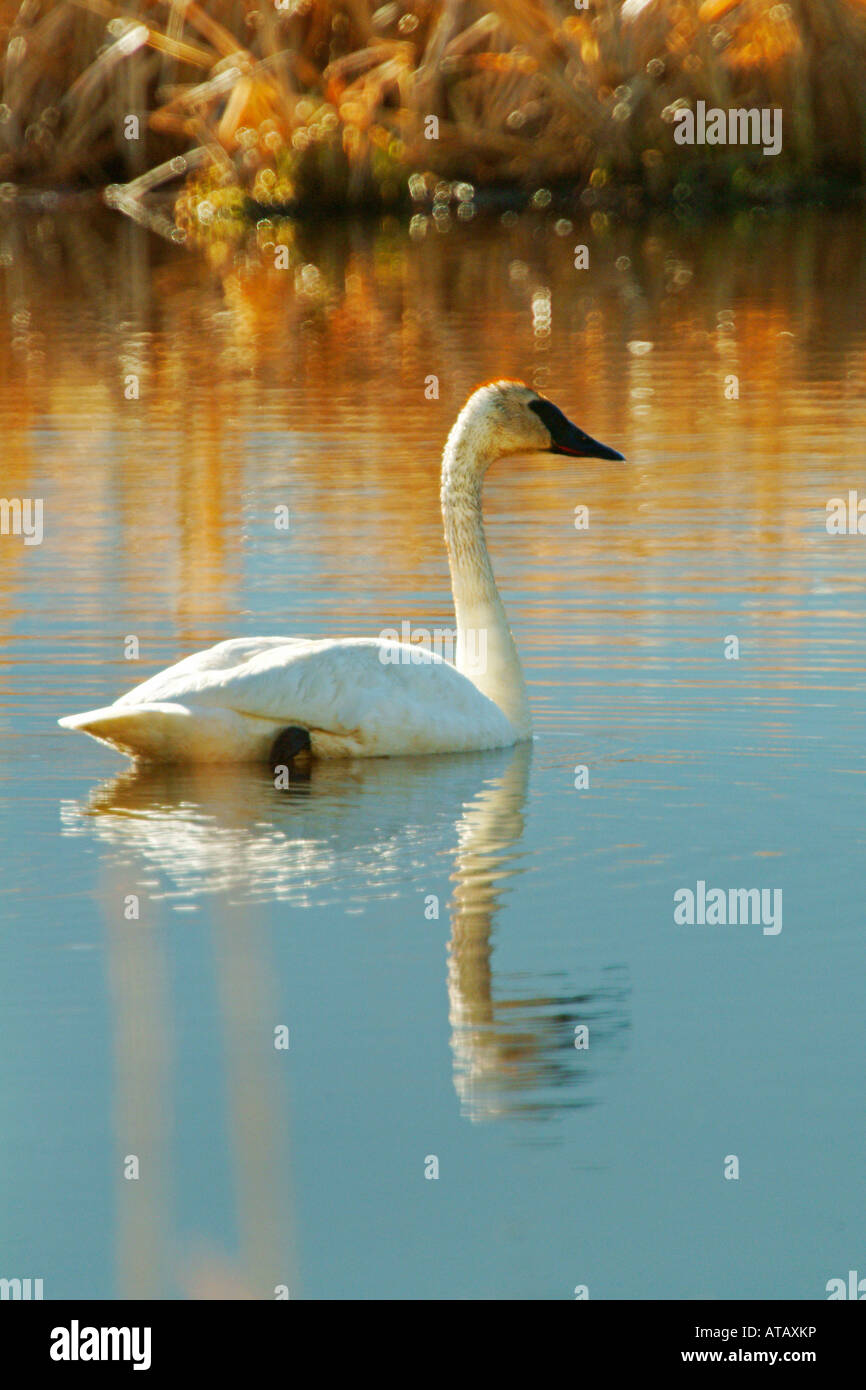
top-left (1, 199), bottom-right (864, 1299)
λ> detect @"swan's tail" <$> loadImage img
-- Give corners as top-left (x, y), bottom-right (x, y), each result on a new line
top-left (58, 702), bottom-right (279, 763)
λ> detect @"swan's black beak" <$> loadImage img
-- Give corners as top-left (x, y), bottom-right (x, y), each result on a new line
top-left (529, 398), bottom-right (625, 461)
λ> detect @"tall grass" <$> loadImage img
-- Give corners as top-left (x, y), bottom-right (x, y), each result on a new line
top-left (2, 0), bottom-right (866, 216)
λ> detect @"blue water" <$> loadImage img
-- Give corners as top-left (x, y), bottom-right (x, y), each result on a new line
top-left (1, 205), bottom-right (864, 1298)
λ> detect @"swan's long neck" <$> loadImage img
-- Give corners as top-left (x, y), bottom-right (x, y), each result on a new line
top-left (441, 426), bottom-right (531, 736)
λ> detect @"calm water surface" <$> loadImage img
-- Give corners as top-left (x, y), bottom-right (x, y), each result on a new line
top-left (1, 204), bottom-right (864, 1298)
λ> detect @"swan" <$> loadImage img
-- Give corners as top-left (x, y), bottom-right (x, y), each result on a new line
top-left (58, 381), bottom-right (623, 764)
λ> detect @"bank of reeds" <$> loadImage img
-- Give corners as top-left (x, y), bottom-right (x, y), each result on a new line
top-left (2, 0), bottom-right (866, 225)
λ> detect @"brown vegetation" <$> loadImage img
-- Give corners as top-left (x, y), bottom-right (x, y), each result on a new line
top-left (1, 1), bottom-right (865, 218)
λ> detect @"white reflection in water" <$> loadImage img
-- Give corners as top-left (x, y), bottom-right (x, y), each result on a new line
top-left (446, 746), bottom-right (629, 1122)
top-left (61, 747), bottom-right (629, 1126)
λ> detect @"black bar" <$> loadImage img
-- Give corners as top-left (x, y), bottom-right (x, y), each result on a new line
top-left (2, 1299), bottom-right (861, 1374)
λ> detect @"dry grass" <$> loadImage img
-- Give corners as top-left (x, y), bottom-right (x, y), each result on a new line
top-left (2, 0), bottom-right (866, 220)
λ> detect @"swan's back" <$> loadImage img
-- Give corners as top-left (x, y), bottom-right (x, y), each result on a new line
top-left (60, 637), bottom-right (518, 762)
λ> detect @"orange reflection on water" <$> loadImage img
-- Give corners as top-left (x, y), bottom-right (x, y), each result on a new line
top-left (1, 203), bottom-right (864, 662)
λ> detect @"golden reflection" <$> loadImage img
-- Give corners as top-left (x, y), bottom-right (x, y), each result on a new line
top-left (102, 860), bottom-right (172, 1300)
top-left (2, 204), bottom-right (864, 638)
top-left (90, 779), bottom-right (299, 1300)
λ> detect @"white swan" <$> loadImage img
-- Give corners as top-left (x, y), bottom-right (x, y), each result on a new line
top-left (58, 381), bottom-right (623, 764)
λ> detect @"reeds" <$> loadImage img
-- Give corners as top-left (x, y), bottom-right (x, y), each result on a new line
top-left (2, 0), bottom-right (866, 218)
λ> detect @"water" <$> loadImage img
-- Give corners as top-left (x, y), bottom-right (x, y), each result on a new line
top-left (1, 202), bottom-right (864, 1299)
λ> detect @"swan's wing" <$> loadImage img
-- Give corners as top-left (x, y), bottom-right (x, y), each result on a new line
top-left (119, 638), bottom-right (515, 754)
top-left (114, 636), bottom-right (308, 706)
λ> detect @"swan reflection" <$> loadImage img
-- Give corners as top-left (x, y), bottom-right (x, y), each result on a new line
top-left (61, 746), bottom-right (629, 1125)
top-left (447, 746), bottom-right (629, 1121)
top-left (59, 747), bottom-right (628, 1294)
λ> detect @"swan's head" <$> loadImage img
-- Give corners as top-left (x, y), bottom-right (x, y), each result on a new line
top-left (443, 381), bottom-right (624, 486)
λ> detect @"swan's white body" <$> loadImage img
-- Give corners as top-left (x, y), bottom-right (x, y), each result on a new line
top-left (60, 636), bottom-right (515, 762)
top-left (58, 382), bottom-right (622, 763)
